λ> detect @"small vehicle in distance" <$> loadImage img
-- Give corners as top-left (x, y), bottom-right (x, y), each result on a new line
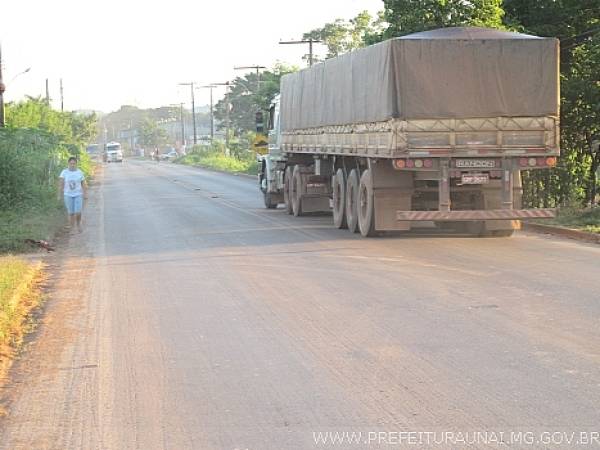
top-left (105, 142), bottom-right (124, 163)
top-left (161, 149), bottom-right (178, 161)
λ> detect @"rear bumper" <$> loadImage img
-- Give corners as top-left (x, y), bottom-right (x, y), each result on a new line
top-left (396, 209), bottom-right (555, 221)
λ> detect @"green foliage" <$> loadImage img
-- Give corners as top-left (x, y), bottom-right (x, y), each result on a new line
top-left (0, 98), bottom-right (96, 251)
top-left (137, 117), bottom-right (169, 148)
top-left (214, 63), bottom-right (297, 136)
top-left (382, 0), bottom-right (505, 38)
top-left (6, 97), bottom-right (97, 146)
top-left (504, 0), bottom-right (600, 206)
top-left (535, 207), bottom-right (600, 233)
top-left (99, 105), bottom-right (210, 146)
top-left (176, 141), bottom-right (258, 175)
top-left (303, 11), bottom-right (385, 60)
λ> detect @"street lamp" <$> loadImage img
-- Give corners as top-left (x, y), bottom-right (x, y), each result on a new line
top-left (178, 82), bottom-right (197, 145)
top-left (0, 44), bottom-right (32, 128)
top-left (8, 67), bottom-right (31, 84)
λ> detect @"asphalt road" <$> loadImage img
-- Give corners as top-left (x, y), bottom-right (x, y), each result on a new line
top-left (1, 159), bottom-right (599, 450)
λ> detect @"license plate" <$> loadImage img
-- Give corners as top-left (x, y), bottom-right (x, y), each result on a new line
top-left (455, 159), bottom-right (496, 168)
top-left (461, 174), bottom-right (489, 185)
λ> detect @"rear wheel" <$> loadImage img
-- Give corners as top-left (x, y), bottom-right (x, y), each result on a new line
top-left (263, 191), bottom-right (277, 209)
top-left (332, 168), bottom-right (347, 229)
top-left (284, 166), bottom-right (294, 215)
top-left (292, 165), bottom-right (303, 217)
top-left (358, 169), bottom-right (376, 237)
top-left (345, 169), bottom-right (360, 233)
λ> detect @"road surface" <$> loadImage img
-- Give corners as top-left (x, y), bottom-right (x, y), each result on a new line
top-left (1, 160), bottom-right (599, 449)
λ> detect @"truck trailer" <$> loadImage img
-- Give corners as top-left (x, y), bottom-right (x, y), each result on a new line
top-left (259, 27), bottom-right (560, 237)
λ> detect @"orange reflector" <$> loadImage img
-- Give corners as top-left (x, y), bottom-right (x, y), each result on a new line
top-left (546, 157), bottom-right (557, 167)
top-left (394, 159), bottom-right (406, 169)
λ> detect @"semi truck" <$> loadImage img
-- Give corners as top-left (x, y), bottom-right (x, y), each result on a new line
top-left (259, 27), bottom-right (560, 237)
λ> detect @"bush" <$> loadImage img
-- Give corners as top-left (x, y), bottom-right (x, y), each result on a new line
top-left (176, 140), bottom-right (259, 175)
top-left (0, 103), bottom-right (95, 252)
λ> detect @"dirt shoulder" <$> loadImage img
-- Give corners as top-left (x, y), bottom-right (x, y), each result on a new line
top-left (0, 165), bottom-right (103, 426)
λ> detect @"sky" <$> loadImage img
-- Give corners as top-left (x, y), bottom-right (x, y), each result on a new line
top-left (1, 0), bottom-right (383, 113)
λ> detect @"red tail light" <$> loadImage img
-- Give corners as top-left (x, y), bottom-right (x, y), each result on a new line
top-left (393, 159), bottom-right (406, 169)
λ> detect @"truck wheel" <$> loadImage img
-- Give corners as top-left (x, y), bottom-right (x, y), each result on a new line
top-left (358, 169), bottom-right (376, 237)
top-left (345, 169), bottom-right (360, 233)
top-left (292, 165), bottom-right (303, 217)
top-left (263, 191), bottom-right (278, 209)
top-left (284, 166), bottom-right (294, 215)
top-left (332, 168), bottom-right (347, 229)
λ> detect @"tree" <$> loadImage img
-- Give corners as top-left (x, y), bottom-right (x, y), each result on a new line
top-left (302, 11), bottom-right (384, 60)
top-left (137, 118), bottom-right (168, 149)
top-left (213, 64), bottom-right (297, 136)
top-left (504, 0), bottom-right (600, 205)
top-left (6, 96), bottom-right (97, 146)
top-left (382, 0), bottom-right (505, 38)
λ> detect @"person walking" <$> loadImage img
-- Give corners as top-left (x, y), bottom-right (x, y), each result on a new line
top-left (58, 156), bottom-right (87, 232)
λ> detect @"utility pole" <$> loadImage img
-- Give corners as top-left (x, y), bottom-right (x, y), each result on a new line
top-left (0, 45), bottom-right (5, 128)
top-left (179, 103), bottom-right (185, 147)
top-left (60, 78), bottom-right (64, 111)
top-left (212, 82), bottom-right (232, 153)
top-left (45, 78), bottom-right (50, 104)
top-left (129, 120), bottom-right (134, 155)
top-left (178, 82), bottom-right (197, 145)
top-left (234, 65), bottom-right (266, 91)
top-left (279, 38), bottom-right (322, 66)
top-left (199, 85), bottom-right (215, 143)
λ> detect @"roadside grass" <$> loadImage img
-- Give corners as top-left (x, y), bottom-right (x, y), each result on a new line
top-left (536, 207), bottom-right (600, 234)
top-left (0, 256), bottom-right (44, 382)
top-left (0, 204), bottom-right (66, 253)
top-left (176, 151), bottom-right (259, 175)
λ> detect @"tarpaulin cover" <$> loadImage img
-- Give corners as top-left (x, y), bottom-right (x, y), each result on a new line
top-left (279, 27), bottom-right (559, 131)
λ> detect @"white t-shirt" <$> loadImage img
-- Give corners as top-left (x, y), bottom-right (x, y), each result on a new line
top-left (60, 169), bottom-right (85, 197)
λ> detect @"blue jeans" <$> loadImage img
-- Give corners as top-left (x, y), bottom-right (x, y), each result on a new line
top-left (64, 195), bottom-right (83, 215)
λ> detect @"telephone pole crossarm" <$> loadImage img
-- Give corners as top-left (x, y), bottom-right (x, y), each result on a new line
top-left (279, 39), bottom-right (322, 66)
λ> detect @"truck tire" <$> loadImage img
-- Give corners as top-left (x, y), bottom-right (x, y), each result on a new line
top-left (346, 169), bottom-right (360, 233)
top-left (284, 166), bottom-right (294, 215)
top-left (358, 169), bottom-right (377, 237)
top-left (263, 191), bottom-right (278, 209)
top-left (292, 165), bottom-right (303, 217)
top-left (332, 168), bottom-right (347, 229)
